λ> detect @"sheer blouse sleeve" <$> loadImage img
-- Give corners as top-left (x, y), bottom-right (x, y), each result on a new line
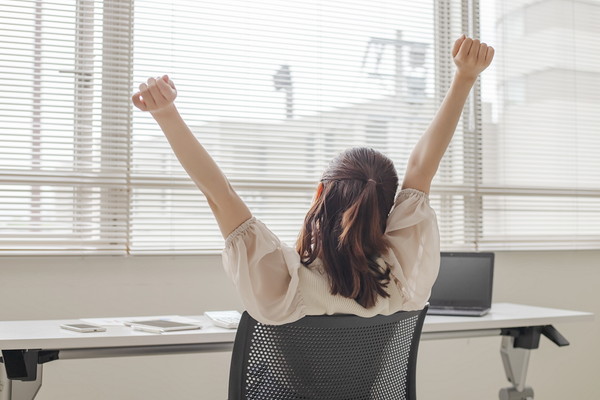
top-left (221, 217), bottom-right (305, 325)
top-left (383, 188), bottom-right (441, 310)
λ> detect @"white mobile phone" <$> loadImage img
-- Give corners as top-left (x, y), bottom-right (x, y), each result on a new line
top-left (60, 323), bottom-right (107, 333)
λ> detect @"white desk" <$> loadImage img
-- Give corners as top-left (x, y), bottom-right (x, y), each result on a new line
top-left (0, 303), bottom-right (593, 400)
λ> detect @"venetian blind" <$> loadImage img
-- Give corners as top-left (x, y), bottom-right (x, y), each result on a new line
top-left (0, 0), bottom-right (132, 255)
top-left (130, 0), bottom-right (470, 253)
top-left (478, 0), bottom-right (600, 250)
top-left (6, 1), bottom-right (589, 255)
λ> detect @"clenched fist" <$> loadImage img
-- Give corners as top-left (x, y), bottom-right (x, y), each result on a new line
top-left (132, 75), bottom-right (177, 114)
top-left (452, 35), bottom-right (494, 80)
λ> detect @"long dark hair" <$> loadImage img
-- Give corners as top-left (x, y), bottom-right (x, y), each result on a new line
top-left (296, 147), bottom-right (399, 308)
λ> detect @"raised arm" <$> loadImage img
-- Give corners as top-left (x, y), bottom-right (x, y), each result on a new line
top-left (402, 35), bottom-right (494, 194)
top-left (132, 75), bottom-right (252, 238)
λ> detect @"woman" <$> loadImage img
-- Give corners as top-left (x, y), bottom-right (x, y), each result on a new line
top-left (132, 35), bottom-right (494, 325)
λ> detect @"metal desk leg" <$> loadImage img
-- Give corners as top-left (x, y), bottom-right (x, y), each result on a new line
top-left (0, 363), bottom-right (9, 400)
top-left (0, 363), bottom-right (43, 400)
top-left (1, 349), bottom-right (50, 400)
top-left (499, 336), bottom-right (534, 400)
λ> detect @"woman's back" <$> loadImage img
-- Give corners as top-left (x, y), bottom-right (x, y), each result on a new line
top-left (222, 187), bottom-right (439, 325)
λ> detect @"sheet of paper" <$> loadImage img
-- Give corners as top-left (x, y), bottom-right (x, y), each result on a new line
top-left (80, 315), bottom-right (203, 327)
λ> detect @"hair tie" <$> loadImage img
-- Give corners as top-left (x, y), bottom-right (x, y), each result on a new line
top-left (366, 178), bottom-right (377, 184)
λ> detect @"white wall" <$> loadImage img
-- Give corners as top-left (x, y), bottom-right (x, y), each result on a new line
top-left (1, 250), bottom-right (598, 399)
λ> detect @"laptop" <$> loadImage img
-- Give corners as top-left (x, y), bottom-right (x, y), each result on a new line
top-left (427, 252), bottom-right (495, 317)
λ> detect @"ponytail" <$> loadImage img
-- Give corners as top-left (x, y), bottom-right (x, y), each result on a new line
top-left (335, 179), bottom-right (392, 307)
top-left (297, 147), bottom-right (398, 309)
top-left (339, 179), bottom-right (379, 247)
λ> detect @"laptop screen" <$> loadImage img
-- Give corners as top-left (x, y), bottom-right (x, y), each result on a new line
top-left (428, 252), bottom-right (494, 309)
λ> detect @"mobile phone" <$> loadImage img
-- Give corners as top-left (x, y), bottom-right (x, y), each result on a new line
top-left (60, 323), bottom-right (107, 333)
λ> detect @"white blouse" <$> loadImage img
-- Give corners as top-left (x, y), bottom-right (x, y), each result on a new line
top-left (222, 188), bottom-right (440, 325)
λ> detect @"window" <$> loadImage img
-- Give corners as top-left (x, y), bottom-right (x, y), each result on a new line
top-left (129, 0), bottom-right (457, 254)
top-left (479, 0), bottom-right (600, 250)
top-left (0, 0), bottom-right (130, 255)
top-left (1, 0), bottom-right (598, 255)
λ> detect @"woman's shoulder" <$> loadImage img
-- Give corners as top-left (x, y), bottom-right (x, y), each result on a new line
top-left (385, 188), bottom-right (436, 232)
top-left (393, 188), bottom-right (430, 206)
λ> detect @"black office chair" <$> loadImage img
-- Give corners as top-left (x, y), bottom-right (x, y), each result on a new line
top-left (228, 305), bottom-right (428, 400)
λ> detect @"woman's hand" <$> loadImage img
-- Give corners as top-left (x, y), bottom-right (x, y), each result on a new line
top-left (452, 35), bottom-right (494, 81)
top-left (132, 75), bottom-right (177, 114)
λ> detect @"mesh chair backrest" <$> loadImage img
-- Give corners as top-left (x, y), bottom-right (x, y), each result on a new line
top-left (228, 306), bottom-right (428, 400)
